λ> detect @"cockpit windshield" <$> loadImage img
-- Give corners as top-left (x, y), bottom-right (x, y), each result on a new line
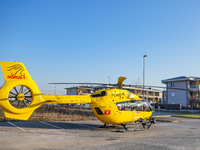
top-left (116, 100), bottom-right (153, 111)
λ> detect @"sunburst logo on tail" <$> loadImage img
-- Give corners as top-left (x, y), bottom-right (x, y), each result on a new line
top-left (7, 64), bottom-right (25, 79)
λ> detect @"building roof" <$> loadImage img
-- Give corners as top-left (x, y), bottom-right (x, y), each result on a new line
top-left (161, 76), bottom-right (200, 84)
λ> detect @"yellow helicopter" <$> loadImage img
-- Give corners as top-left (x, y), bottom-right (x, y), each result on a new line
top-left (0, 61), bottom-right (155, 130)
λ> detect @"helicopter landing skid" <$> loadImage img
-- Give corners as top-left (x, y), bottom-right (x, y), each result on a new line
top-left (99, 123), bottom-right (119, 129)
top-left (119, 117), bottom-right (156, 132)
top-left (141, 117), bottom-right (156, 129)
top-left (99, 123), bottom-right (107, 128)
top-left (99, 117), bottom-right (156, 132)
top-left (118, 126), bottom-right (146, 132)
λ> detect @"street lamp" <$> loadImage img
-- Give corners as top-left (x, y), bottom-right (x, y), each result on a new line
top-left (108, 76), bottom-right (110, 84)
top-left (143, 55), bottom-right (147, 99)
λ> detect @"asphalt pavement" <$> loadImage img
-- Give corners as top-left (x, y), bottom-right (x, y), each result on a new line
top-left (0, 114), bottom-right (200, 150)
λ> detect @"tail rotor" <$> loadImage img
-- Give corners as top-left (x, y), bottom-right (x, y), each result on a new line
top-left (8, 85), bottom-right (32, 109)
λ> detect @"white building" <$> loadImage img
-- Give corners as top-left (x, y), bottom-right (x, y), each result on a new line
top-left (162, 76), bottom-right (200, 108)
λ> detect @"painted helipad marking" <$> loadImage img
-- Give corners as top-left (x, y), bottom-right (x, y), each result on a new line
top-left (40, 121), bottom-right (64, 129)
top-left (7, 122), bottom-right (26, 132)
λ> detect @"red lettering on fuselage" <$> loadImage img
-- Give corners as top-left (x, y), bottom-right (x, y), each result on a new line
top-left (7, 76), bottom-right (25, 79)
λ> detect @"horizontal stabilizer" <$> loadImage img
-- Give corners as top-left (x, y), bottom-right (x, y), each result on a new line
top-left (4, 110), bottom-right (34, 120)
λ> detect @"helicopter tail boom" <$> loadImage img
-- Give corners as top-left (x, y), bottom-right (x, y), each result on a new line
top-left (0, 61), bottom-right (91, 120)
top-left (42, 95), bottom-right (91, 104)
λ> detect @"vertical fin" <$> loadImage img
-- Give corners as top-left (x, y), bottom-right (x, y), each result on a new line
top-left (0, 61), bottom-right (43, 120)
top-left (0, 61), bottom-right (33, 82)
top-left (117, 76), bottom-right (127, 88)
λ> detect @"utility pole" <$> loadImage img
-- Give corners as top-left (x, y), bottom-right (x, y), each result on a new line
top-left (108, 76), bottom-right (110, 84)
top-left (54, 84), bottom-right (57, 95)
top-left (143, 55), bottom-right (147, 99)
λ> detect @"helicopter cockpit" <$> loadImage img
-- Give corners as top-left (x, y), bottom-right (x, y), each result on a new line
top-left (116, 100), bottom-right (153, 111)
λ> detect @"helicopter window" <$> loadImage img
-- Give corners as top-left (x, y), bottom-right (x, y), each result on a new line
top-left (131, 101), bottom-right (143, 111)
top-left (125, 102), bottom-right (132, 111)
top-left (141, 100), bottom-right (151, 111)
top-left (143, 100), bottom-right (153, 110)
top-left (116, 100), bottom-right (152, 111)
top-left (95, 107), bottom-right (104, 115)
top-left (91, 91), bottom-right (107, 97)
top-left (116, 101), bottom-right (131, 111)
top-left (117, 102), bottom-right (124, 110)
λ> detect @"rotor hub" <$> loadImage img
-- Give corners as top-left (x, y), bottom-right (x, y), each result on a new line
top-left (17, 93), bottom-right (25, 101)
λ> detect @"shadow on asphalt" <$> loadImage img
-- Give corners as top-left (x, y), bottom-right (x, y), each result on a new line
top-left (0, 121), bottom-right (102, 130)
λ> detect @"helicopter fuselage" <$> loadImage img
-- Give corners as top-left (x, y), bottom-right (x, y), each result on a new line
top-left (90, 88), bottom-right (153, 125)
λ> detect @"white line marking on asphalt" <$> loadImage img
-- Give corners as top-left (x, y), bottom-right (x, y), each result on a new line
top-left (40, 121), bottom-right (64, 129)
top-left (7, 122), bottom-right (26, 132)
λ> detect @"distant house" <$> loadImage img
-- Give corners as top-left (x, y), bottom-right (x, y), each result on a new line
top-left (162, 76), bottom-right (200, 108)
top-left (65, 86), bottom-right (94, 95)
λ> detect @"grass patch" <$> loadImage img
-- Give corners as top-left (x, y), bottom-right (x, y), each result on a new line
top-left (175, 114), bottom-right (200, 119)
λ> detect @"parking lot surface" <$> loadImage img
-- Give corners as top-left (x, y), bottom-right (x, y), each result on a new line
top-left (0, 115), bottom-right (200, 150)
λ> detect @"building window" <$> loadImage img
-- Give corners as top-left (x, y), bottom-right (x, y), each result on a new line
top-left (149, 92), bottom-right (153, 96)
top-left (155, 92), bottom-right (159, 96)
top-left (189, 81), bottom-right (197, 88)
top-left (171, 92), bottom-right (175, 97)
top-left (171, 83), bottom-right (175, 87)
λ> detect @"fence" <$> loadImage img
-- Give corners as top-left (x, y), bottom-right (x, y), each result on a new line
top-left (0, 104), bottom-right (97, 121)
top-left (151, 103), bottom-right (200, 110)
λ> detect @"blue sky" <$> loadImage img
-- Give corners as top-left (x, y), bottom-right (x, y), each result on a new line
top-left (1, 0), bottom-right (200, 94)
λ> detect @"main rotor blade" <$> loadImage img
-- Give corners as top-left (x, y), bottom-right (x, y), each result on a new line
top-left (49, 83), bottom-right (118, 86)
top-left (124, 84), bottom-right (197, 91)
top-left (49, 83), bottom-right (196, 91)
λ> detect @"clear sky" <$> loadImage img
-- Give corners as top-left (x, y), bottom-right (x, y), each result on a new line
top-left (1, 0), bottom-right (200, 94)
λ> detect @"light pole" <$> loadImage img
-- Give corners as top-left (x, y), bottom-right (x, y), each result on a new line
top-left (108, 76), bottom-right (110, 84)
top-left (143, 55), bottom-right (147, 99)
